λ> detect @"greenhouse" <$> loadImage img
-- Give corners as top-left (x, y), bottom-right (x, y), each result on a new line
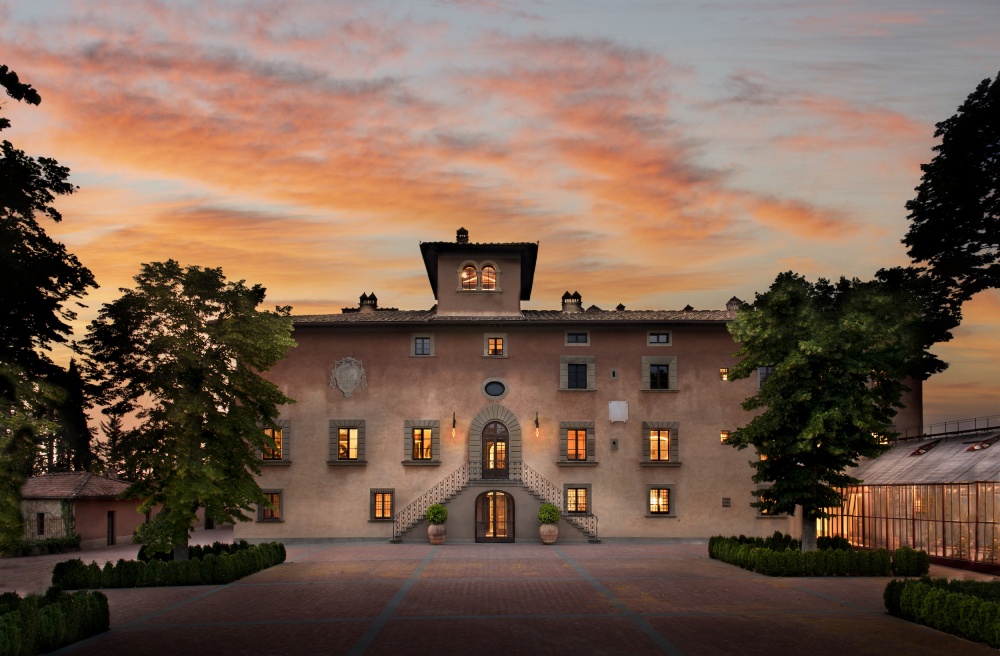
top-left (819, 430), bottom-right (1000, 567)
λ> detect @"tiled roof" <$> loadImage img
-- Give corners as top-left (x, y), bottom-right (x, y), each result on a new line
top-left (21, 472), bottom-right (131, 499)
top-left (850, 431), bottom-right (1000, 485)
top-left (293, 308), bottom-right (735, 325)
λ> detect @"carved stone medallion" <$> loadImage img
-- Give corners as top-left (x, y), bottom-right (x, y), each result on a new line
top-left (331, 357), bottom-right (368, 398)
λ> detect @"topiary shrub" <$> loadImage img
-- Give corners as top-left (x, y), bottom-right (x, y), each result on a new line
top-left (425, 504), bottom-right (448, 525)
top-left (537, 503), bottom-right (560, 524)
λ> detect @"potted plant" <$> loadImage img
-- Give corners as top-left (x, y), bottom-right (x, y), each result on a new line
top-left (425, 503), bottom-right (448, 545)
top-left (538, 503), bottom-right (560, 544)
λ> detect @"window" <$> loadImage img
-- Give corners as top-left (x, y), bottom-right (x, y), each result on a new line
top-left (647, 331), bottom-right (671, 345)
top-left (756, 487), bottom-right (785, 517)
top-left (259, 490), bottom-right (282, 521)
top-left (328, 419), bottom-right (365, 464)
top-left (481, 265), bottom-right (496, 291)
top-left (566, 331), bottom-right (589, 345)
top-left (411, 334), bottom-right (434, 357)
top-left (262, 427), bottom-right (283, 460)
top-left (559, 421), bottom-right (596, 464)
top-left (567, 429), bottom-right (587, 460)
top-left (260, 419), bottom-right (291, 463)
top-left (720, 430), bottom-right (730, 444)
top-left (461, 265), bottom-right (478, 290)
top-left (648, 487), bottom-right (671, 515)
top-left (566, 485), bottom-right (591, 513)
top-left (642, 421), bottom-right (679, 464)
top-left (719, 368), bottom-right (729, 381)
top-left (758, 366), bottom-right (774, 388)
top-left (484, 333), bottom-right (507, 357)
top-left (560, 355), bottom-right (595, 390)
top-left (641, 356), bottom-right (677, 391)
top-left (649, 429), bottom-right (670, 461)
top-left (412, 428), bottom-right (433, 460)
top-left (403, 420), bottom-right (440, 464)
top-left (371, 489), bottom-right (394, 521)
top-left (482, 377), bottom-right (509, 401)
top-left (36, 512), bottom-right (44, 536)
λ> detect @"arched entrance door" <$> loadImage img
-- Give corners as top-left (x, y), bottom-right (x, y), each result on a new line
top-left (475, 491), bottom-right (514, 543)
top-left (482, 421), bottom-right (509, 480)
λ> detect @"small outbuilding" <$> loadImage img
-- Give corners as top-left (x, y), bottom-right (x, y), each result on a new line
top-left (20, 472), bottom-right (143, 550)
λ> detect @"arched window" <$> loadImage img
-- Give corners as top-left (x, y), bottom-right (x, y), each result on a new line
top-left (481, 265), bottom-right (496, 291)
top-left (461, 265), bottom-right (478, 290)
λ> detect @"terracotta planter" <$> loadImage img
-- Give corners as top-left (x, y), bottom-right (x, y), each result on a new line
top-left (428, 523), bottom-right (446, 545)
top-left (539, 523), bottom-right (558, 545)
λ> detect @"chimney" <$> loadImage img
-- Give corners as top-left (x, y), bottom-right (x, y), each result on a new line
top-left (562, 291), bottom-right (583, 313)
top-left (726, 296), bottom-right (743, 313)
top-left (359, 292), bottom-right (378, 313)
top-left (456, 227), bottom-right (469, 243)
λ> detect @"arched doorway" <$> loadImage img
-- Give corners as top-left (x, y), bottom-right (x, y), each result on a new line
top-left (475, 490), bottom-right (514, 543)
top-left (482, 421), bottom-right (509, 479)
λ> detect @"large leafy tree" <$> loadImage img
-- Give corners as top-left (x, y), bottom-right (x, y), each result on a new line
top-left (0, 64), bottom-right (97, 377)
top-left (727, 272), bottom-right (942, 550)
top-left (37, 359), bottom-right (96, 474)
top-left (81, 261), bottom-right (295, 559)
top-left (902, 71), bottom-right (1000, 307)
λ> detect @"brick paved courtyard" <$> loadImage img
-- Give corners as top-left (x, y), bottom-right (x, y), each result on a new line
top-left (2, 531), bottom-right (992, 656)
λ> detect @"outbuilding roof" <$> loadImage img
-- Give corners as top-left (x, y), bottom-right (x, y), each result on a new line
top-left (21, 472), bottom-right (131, 500)
top-left (852, 431), bottom-right (1000, 485)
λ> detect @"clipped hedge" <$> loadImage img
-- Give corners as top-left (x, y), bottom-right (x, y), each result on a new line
top-left (885, 577), bottom-right (1000, 648)
top-left (137, 539), bottom-right (254, 563)
top-left (709, 533), bottom-right (929, 577)
top-left (0, 587), bottom-right (109, 656)
top-left (1, 534), bottom-right (82, 558)
top-left (52, 541), bottom-right (286, 589)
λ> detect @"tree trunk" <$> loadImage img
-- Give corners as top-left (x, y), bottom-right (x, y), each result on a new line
top-left (173, 539), bottom-right (189, 561)
top-left (800, 515), bottom-right (817, 552)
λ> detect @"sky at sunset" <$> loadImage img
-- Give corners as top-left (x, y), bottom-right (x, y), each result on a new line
top-left (3, 0), bottom-right (999, 427)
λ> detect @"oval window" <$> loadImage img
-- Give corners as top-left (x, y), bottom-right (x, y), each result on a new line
top-left (484, 381), bottom-right (506, 397)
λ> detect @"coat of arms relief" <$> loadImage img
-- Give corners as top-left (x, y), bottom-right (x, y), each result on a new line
top-left (331, 357), bottom-right (368, 398)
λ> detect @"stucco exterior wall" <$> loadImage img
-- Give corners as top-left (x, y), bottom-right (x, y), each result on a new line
top-left (434, 252), bottom-right (524, 316)
top-left (74, 499), bottom-right (147, 550)
top-left (238, 319), bottom-right (827, 542)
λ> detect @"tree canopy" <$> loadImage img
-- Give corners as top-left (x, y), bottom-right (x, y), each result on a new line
top-left (902, 71), bottom-right (1000, 307)
top-left (727, 272), bottom-right (940, 549)
top-left (81, 261), bottom-right (295, 558)
top-left (0, 64), bottom-right (97, 378)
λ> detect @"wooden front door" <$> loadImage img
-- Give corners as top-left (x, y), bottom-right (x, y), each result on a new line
top-left (482, 421), bottom-right (509, 480)
top-left (475, 491), bottom-right (514, 543)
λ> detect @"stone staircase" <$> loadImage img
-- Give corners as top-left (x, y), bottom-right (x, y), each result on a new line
top-left (391, 459), bottom-right (599, 542)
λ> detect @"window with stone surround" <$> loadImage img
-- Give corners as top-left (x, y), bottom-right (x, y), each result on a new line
top-left (328, 419), bottom-right (365, 465)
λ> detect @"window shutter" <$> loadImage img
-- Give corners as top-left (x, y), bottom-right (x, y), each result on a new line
top-left (642, 423), bottom-right (651, 461)
top-left (357, 423), bottom-right (365, 461)
top-left (329, 423), bottom-right (338, 460)
top-left (431, 421), bottom-right (440, 460)
top-left (280, 419), bottom-right (291, 461)
top-left (560, 425), bottom-right (568, 460)
top-left (587, 428), bottom-right (596, 462)
top-left (404, 425), bottom-right (413, 460)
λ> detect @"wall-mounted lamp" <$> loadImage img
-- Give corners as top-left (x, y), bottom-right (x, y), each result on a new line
top-left (535, 411), bottom-right (539, 438)
top-left (452, 412), bottom-right (456, 438)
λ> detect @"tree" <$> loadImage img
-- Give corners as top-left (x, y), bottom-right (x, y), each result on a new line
top-left (727, 272), bottom-right (941, 550)
top-left (81, 261), bottom-right (295, 559)
top-left (38, 359), bottom-right (96, 474)
top-left (97, 411), bottom-right (138, 481)
top-left (0, 65), bottom-right (97, 378)
top-left (902, 71), bottom-right (1000, 307)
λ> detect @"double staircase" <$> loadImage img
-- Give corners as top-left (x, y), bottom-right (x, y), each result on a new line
top-left (391, 459), bottom-right (599, 543)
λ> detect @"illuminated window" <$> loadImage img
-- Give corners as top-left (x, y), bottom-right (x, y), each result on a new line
top-left (371, 489), bottom-right (394, 521)
top-left (560, 356), bottom-right (595, 390)
top-left (567, 429), bottom-right (587, 460)
top-left (720, 430), bottom-right (730, 444)
top-left (648, 331), bottom-right (671, 345)
top-left (481, 265), bottom-right (496, 291)
top-left (339, 428), bottom-right (358, 460)
top-left (559, 421), bottom-right (595, 464)
top-left (488, 337), bottom-right (503, 355)
top-left (641, 356), bottom-right (676, 391)
top-left (262, 427), bottom-right (283, 460)
top-left (649, 429), bottom-right (670, 461)
top-left (759, 453), bottom-right (768, 461)
top-left (649, 488), bottom-right (670, 514)
top-left (413, 428), bottom-right (433, 460)
top-left (259, 490), bottom-right (282, 521)
top-left (719, 368), bottom-right (729, 381)
top-left (461, 265), bottom-right (478, 290)
top-left (484, 333), bottom-right (507, 357)
top-left (756, 488), bottom-right (783, 517)
top-left (404, 420), bottom-right (440, 464)
top-left (329, 420), bottom-right (365, 464)
top-left (566, 486), bottom-right (589, 513)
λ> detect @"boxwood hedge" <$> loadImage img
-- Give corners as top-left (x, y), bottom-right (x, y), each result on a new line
top-left (0, 587), bottom-right (109, 656)
top-left (885, 577), bottom-right (1000, 648)
top-left (51, 541), bottom-right (286, 589)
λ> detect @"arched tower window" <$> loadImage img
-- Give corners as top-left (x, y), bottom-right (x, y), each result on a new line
top-left (481, 265), bottom-right (496, 291)
top-left (461, 265), bottom-right (478, 290)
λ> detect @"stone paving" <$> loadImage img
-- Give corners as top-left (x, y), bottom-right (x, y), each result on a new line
top-left (1, 529), bottom-right (997, 655)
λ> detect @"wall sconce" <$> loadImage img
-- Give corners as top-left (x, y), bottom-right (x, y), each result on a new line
top-left (535, 412), bottom-right (539, 438)
top-left (452, 412), bottom-right (456, 438)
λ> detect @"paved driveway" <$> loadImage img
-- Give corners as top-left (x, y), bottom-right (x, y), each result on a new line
top-left (2, 531), bottom-right (995, 656)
